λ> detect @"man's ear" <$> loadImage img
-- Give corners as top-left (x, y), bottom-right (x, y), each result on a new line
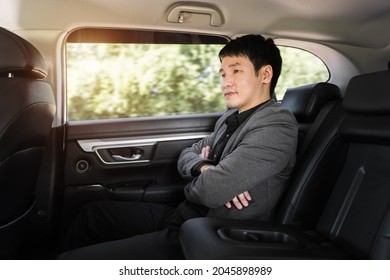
top-left (261, 65), bottom-right (273, 84)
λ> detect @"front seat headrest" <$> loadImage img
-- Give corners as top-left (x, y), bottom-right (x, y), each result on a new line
top-left (343, 70), bottom-right (390, 115)
top-left (0, 27), bottom-right (48, 79)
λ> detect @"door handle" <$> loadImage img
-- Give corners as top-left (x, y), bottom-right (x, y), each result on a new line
top-left (93, 143), bottom-right (156, 165)
top-left (111, 147), bottom-right (144, 162)
top-left (112, 154), bottom-right (142, 161)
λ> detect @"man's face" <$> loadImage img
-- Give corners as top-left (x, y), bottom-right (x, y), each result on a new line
top-left (219, 55), bottom-right (271, 113)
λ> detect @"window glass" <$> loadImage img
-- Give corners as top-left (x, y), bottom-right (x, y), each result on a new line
top-left (66, 30), bottom-right (329, 121)
top-left (66, 29), bottom-right (227, 121)
top-left (276, 46), bottom-right (329, 100)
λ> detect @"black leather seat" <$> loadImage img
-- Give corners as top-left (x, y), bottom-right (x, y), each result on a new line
top-left (281, 82), bottom-right (341, 155)
top-left (0, 27), bottom-right (56, 258)
top-left (276, 82), bottom-right (342, 227)
top-left (180, 70), bottom-right (390, 259)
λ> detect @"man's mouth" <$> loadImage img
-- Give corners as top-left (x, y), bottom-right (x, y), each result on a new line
top-left (224, 91), bottom-right (237, 98)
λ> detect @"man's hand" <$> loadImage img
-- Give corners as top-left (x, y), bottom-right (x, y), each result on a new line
top-left (199, 146), bottom-right (211, 159)
top-left (225, 191), bottom-right (252, 209)
top-left (199, 146), bottom-right (215, 173)
top-left (199, 146), bottom-right (250, 209)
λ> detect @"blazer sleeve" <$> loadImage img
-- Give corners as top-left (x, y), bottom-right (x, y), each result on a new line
top-left (183, 107), bottom-right (298, 208)
top-left (176, 133), bottom-right (215, 180)
top-left (177, 110), bottom-right (231, 180)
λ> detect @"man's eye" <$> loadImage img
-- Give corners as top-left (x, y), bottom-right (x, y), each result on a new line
top-left (233, 69), bottom-right (240, 74)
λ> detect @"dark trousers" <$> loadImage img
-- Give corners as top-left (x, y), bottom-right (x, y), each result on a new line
top-left (57, 201), bottom-right (185, 260)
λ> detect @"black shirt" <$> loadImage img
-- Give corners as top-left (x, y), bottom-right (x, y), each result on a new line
top-left (208, 103), bottom-right (264, 163)
top-left (192, 101), bottom-right (267, 174)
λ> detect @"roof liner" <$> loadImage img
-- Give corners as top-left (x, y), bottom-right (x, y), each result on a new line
top-left (0, 0), bottom-right (389, 48)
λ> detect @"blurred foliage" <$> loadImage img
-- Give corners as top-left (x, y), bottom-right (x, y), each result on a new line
top-left (276, 47), bottom-right (329, 100)
top-left (67, 43), bottom-right (328, 121)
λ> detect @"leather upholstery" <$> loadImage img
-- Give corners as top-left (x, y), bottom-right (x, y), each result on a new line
top-left (281, 83), bottom-right (341, 155)
top-left (0, 27), bottom-right (55, 258)
top-left (278, 83), bottom-right (344, 226)
top-left (0, 28), bottom-right (47, 79)
top-left (282, 82), bottom-right (341, 122)
top-left (343, 70), bottom-right (390, 114)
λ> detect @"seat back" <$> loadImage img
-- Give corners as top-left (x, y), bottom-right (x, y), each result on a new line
top-left (0, 27), bottom-right (55, 258)
top-left (281, 82), bottom-right (341, 155)
top-left (278, 82), bottom-right (343, 226)
top-left (315, 70), bottom-right (390, 259)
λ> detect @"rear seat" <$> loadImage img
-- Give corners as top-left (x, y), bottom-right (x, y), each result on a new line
top-left (180, 69), bottom-right (390, 259)
top-left (278, 83), bottom-right (344, 227)
top-left (277, 82), bottom-right (342, 227)
top-left (281, 82), bottom-right (341, 156)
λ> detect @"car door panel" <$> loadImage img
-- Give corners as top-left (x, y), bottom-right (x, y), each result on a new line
top-left (62, 113), bottom-right (220, 223)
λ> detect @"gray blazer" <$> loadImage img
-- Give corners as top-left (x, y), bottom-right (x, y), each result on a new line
top-left (177, 99), bottom-right (298, 221)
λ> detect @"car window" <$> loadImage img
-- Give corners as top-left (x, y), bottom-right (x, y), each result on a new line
top-left (66, 29), bottom-right (329, 121)
top-left (275, 46), bottom-right (329, 101)
top-left (66, 29), bottom-right (227, 121)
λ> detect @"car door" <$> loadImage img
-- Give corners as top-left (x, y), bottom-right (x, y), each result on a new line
top-left (60, 29), bottom-right (228, 226)
top-left (62, 114), bottom-right (220, 224)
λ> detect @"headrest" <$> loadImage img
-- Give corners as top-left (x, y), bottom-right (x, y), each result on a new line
top-left (0, 27), bottom-right (47, 79)
top-left (281, 82), bottom-right (341, 121)
top-left (343, 70), bottom-right (390, 115)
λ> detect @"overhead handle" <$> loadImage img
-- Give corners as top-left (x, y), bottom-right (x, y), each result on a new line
top-left (167, 3), bottom-right (224, 27)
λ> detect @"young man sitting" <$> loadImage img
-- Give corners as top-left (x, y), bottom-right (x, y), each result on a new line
top-left (58, 34), bottom-right (298, 259)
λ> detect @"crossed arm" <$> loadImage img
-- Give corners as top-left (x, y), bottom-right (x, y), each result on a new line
top-left (198, 146), bottom-right (251, 210)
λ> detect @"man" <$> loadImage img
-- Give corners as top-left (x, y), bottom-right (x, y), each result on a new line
top-left (58, 34), bottom-right (298, 259)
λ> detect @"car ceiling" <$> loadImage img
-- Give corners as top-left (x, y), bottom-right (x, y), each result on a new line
top-left (1, 0), bottom-right (390, 49)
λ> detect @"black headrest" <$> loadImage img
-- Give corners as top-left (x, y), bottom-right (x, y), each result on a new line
top-left (343, 70), bottom-right (390, 115)
top-left (0, 27), bottom-right (47, 79)
top-left (281, 82), bottom-right (341, 122)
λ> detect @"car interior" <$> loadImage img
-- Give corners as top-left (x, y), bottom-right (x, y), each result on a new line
top-left (1, 0), bottom-right (390, 260)
top-left (181, 70), bottom-right (390, 259)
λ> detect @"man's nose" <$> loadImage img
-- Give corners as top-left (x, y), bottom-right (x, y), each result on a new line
top-left (222, 75), bottom-right (233, 87)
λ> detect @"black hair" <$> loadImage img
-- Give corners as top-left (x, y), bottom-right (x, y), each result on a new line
top-left (219, 34), bottom-right (282, 94)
